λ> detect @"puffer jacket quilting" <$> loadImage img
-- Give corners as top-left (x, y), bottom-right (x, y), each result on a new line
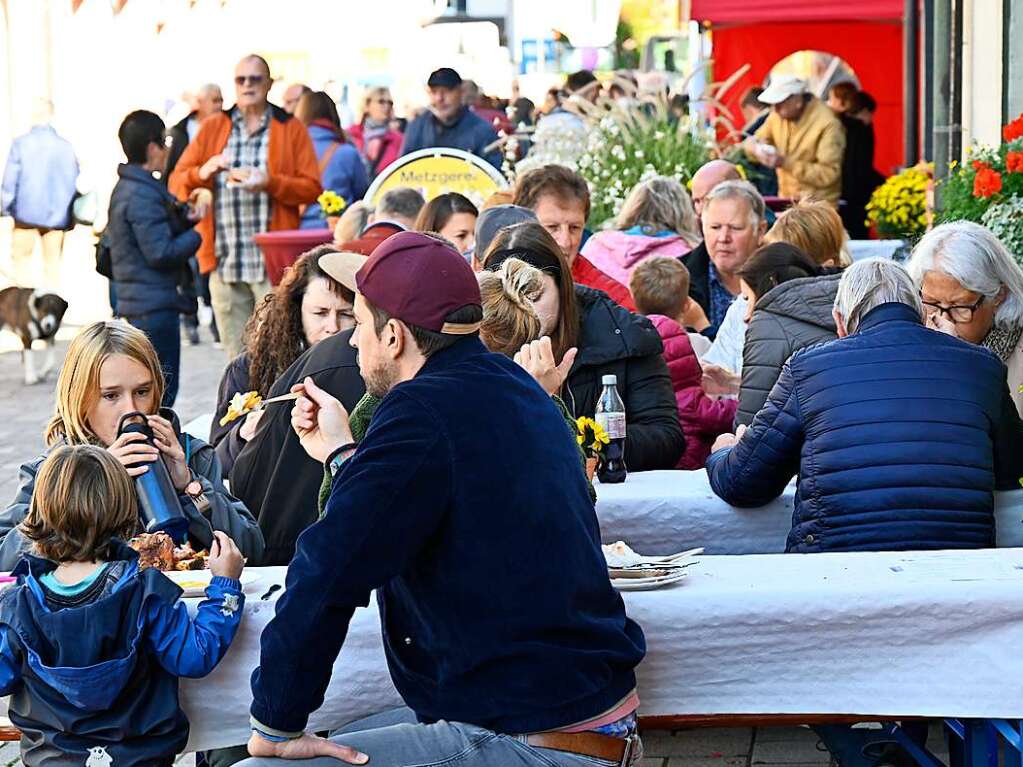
top-left (707, 302), bottom-right (1023, 553)
top-left (736, 274), bottom-right (840, 427)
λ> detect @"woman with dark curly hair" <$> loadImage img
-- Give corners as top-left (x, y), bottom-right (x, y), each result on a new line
top-left (210, 245), bottom-right (355, 474)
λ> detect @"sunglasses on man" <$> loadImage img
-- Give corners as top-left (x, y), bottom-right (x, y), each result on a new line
top-left (235, 74), bottom-right (267, 87)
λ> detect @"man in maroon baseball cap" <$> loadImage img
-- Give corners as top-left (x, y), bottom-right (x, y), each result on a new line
top-left (245, 229), bottom-right (646, 765)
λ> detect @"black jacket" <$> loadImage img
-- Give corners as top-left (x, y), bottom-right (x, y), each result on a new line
top-left (210, 353), bottom-right (252, 476)
top-left (106, 164), bottom-right (200, 317)
top-left (163, 113), bottom-right (193, 187)
top-left (564, 286), bottom-right (684, 472)
top-left (737, 274), bottom-right (841, 427)
top-left (679, 241), bottom-right (711, 324)
top-left (839, 114), bottom-right (885, 239)
top-left (230, 330), bottom-right (366, 565)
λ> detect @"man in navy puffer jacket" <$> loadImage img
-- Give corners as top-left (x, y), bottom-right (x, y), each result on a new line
top-left (107, 110), bottom-right (203, 407)
top-left (707, 258), bottom-right (1023, 553)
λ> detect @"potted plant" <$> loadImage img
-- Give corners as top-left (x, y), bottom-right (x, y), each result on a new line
top-left (865, 163), bottom-right (933, 242)
top-left (575, 416), bottom-right (609, 482)
top-left (318, 190), bottom-right (347, 233)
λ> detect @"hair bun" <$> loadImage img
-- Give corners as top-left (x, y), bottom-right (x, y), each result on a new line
top-left (499, 258), bottom-right (544, 311)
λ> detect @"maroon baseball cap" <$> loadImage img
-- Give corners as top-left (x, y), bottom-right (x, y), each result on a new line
top-left (319, 232), bottom-right (482, 335)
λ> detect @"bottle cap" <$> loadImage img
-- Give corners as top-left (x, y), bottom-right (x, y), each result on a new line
top-left (601, 374), bottom-right (618, 386)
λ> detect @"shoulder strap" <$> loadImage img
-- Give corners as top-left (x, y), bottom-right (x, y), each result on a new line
top-left (318, 142), bottom-right (340, 175)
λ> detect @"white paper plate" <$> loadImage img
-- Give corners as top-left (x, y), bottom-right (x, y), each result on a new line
top-left (163, 570), bottom-right (258, 598)
top-left (611, 568), bottom-right (691, 591)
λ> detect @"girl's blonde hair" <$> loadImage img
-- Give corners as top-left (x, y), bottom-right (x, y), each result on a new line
top-left (477, 258), bottom-right (544, 357)
top-left (764, 200), bottom-right (851, 267)
top-left (46, 321), bottom-right (165, 446)
top-left (616, 176), bottom-right (700, 246)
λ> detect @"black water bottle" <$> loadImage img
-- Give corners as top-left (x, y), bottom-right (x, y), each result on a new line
top-left (595, 374), bottom-right (628, 483)
top-left (117, 412), bottom-right (189, 543)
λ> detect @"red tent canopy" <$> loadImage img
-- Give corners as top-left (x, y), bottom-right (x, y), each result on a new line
top-left (694, 1), bottom-right (905, 176)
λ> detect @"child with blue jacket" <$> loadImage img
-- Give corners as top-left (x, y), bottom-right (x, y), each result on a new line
top-left (0, 444), bottom-right (245, 766)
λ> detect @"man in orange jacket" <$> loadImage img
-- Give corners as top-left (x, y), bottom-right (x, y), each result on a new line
top-left (169, 54), bottom-right (321, 359)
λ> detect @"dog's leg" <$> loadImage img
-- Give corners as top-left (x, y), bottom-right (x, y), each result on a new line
top-left (37, 340), bottom-right (55, 380)
top-left (23, 346), bottom-right (38, 385)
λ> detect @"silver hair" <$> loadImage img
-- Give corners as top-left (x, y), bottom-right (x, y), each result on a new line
top-left (907, 220), bottom-right (1023, 328)
top-left (197, 83), bottom-right (221, 99)
top-left (616, 176), bottom-right (700, 245)
top-left (702, 179), bottom-right (766, 228)
top-left (834, 258), bottom-right (921, 334)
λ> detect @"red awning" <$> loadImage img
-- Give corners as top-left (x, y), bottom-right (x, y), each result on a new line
top-left (691, 0), bottom-right (903, 23)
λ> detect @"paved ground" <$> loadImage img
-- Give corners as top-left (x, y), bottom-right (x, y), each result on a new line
top-left (0, 228), bottom-right (942, 764)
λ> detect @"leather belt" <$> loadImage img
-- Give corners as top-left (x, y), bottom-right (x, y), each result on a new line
top-left (525, 731), bottom-right (635, 764)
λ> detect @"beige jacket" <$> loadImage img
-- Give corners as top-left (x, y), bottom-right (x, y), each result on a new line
top-left (751, 97), bottom-right (846, 204)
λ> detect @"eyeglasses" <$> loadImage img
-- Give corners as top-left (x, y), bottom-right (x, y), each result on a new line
top-left (374, 99), bottom-right (393, 105)
top-left (921, 294), bottom-right (985, 324)
top-left (235, 74), bottom-right (266, 87)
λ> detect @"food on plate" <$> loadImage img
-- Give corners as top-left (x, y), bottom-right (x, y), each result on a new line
top-left (129, 532), bottom-right (209, 571)
top-left (219, 390), bottom-right (262, 426)
top-left (601, 541), bottom-right (644, 569)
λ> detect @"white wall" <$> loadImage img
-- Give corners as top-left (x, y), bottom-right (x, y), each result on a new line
top-left (960, 0), bottom-right (1005, 151)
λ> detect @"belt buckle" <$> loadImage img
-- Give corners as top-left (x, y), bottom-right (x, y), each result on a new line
top-left (619, 733), bottom-right (636, 766)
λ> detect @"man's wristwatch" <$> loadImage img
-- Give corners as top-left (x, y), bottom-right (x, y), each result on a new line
top-left (183, 472), bottom-right (211, 515)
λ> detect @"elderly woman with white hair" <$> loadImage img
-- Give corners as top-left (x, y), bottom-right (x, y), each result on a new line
top-left (907, 221), bottom-right (1023, 416)
top-left (580, 176), bottom-right (701, 287)
top-left (706, 257), bottom-right (1023, 554)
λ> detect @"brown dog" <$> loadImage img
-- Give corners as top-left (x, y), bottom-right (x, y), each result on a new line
top-left (0, 287), bottom-right (69, 384)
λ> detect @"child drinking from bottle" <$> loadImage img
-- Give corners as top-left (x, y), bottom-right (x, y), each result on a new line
top-left (0, 444), bottom-right (245, 766)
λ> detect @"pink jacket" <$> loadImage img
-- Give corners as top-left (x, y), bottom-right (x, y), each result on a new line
top-left (648, 314), bottom-right (738, 470)
top-left (581, 230), bottom-right (695, 287)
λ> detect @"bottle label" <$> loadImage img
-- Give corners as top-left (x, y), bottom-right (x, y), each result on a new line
top-left (595, 412), bottom-right (626, 439)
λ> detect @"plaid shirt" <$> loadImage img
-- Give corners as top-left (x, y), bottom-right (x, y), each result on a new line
top-left (707, 261), bottom-right (737, 333)
top-left (214, 108), bottom-right (271, 284)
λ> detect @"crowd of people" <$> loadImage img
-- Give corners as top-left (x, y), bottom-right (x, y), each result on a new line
top-left (0, 51), bottom-right (1022, 767)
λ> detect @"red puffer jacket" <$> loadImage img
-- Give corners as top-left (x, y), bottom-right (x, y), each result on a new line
top-left (648, 314), bottom-right (737, 469)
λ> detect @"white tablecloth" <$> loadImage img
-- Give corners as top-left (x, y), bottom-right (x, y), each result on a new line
top-left (175, 547), bottom-right (1023, 750)
top-left (594, 470), bottom-right (1023, 555)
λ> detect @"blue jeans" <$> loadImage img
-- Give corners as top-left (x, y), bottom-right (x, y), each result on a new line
top-left (237, 708), bottom-right (639, 767)
top-left (126, 309), bottom-right (180, 407)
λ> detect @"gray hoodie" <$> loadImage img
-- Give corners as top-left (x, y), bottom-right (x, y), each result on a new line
top-left (736, 273), bottom-right (841, 427)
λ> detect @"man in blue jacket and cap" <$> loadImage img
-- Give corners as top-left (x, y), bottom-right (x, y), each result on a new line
top-left (400, 67), bottom-right (502, 169)
top-left (243, 232), bottom-right (645, 766)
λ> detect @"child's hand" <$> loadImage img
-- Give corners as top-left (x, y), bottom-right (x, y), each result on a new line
top-left (208, 531), bottom-right (244, 580)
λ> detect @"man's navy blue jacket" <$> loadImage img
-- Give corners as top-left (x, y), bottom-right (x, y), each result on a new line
top-left (251, 337), bottom-right (645, 735)
top-left (707, 302), bottom-right (1023, 553)
top-left (106, 163), bottom-right (201, 318)
top-left (400, 106), bottom-right (502, 169)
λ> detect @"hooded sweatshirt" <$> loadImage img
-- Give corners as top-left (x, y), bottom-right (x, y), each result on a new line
top-left (580, 230), bottom-right (695, 288)
top-left (736, 273), bottom-right (841, 426)
top-left (0, 541), bottom-right (242, 766)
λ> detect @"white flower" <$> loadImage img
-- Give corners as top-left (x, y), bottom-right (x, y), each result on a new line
top-left (635, 150), bottom-right (644, 159)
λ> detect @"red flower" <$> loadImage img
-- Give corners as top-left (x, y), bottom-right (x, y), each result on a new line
top-left (1007, 151), bottom-right (1023, 174)
top-left (1004, 114), bottom-right (1023, 142)
top-left (972, 160), bottom-right (988, 171)
top-left (974, 167), bottom-right (1003, 198)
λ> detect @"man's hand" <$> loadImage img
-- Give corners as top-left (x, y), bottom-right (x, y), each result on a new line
top-left (208, 531), bottom-right (244, 580)
top-left (247, 732), bottom-right (368, 764)
top-left (290, 377), bottom-right (354, 463)
top-left (701, 364), bottom-right (740, 397)
top-left (240, 168), bottom-right (269, 192)
top-left (711, 424), bottom-right (747, 453)
top-left (198, 153), bottom-right (229, 182)
top-left (514, 337), bottom-right (577, 396)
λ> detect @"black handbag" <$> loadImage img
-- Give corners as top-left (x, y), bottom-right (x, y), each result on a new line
top-left (94, 229), bottom-right (113, 278)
